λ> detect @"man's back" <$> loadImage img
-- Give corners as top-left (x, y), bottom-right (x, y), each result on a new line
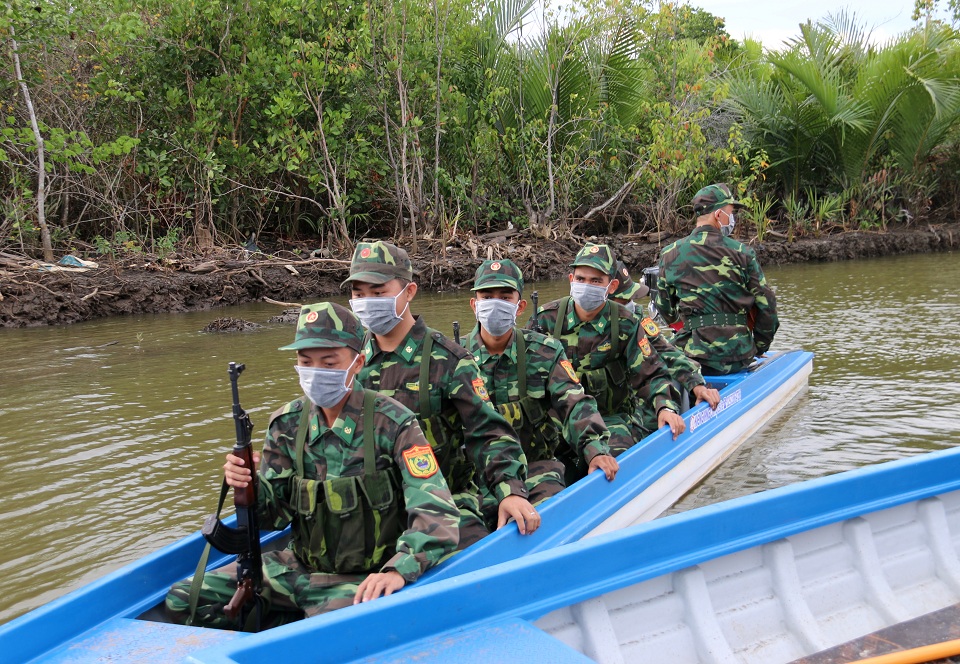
top-left (656, 225), bottom-right (779, 374)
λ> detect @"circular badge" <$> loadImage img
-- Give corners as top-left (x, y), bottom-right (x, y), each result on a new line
top-left (491, 262), bottom-right (501, 271)
top-left (305, 311), bottom-right (319, 323)
top-left (359, 248), bottom-right (372, 258)
top-left (589, 246), bottom-right (600, 254)
top-left (622, 267), bottom-right (629, 277)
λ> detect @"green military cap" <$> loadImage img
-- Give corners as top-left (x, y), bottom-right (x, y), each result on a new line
top-left (340, 240), bottom-right (414, 287)
top-left (570, 242), bottom-right (616, 277)
top-left (611, 260), bottom-right (649, 300)
top-left (691, 183), bottom-right (746, 215)
top-left (471, 259), bottom-right (524, 294)
top-left (278, 302), bottom-right (365, 352)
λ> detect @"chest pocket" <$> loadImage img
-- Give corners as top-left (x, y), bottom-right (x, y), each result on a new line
top-left (417, 331), bottom-right (469, 492)
top-left (553, 299), bottom-right (628, 414)
top-left (288, 390), bottom-right (403, 574)
top-left (492, 331), bottom-right (555, 461)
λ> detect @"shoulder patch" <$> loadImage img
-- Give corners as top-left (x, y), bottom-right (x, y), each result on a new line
top-left (638, 336), bottom-right (652, 357)
top-left (559, 359), bottom-right (580, 383)
top-left (402, 444), bottom-right (439, 479)
top-left (641, 317), bottom-right (661, 337)
top-left (471, 377), bottom-right (490, 401)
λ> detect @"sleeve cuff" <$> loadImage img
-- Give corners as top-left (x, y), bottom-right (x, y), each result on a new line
top-left (583, 439), bottom-right (611, 463)
top-left (494, 479), bottom-right (529, 503)
top-left (381, 552), bottom-right (421, 584)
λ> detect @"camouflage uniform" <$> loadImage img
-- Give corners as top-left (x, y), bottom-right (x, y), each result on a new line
top-left (655, 184), bottom-right (779, 375)
top-left (166, 303), bottom-right (459, 629)
top-left (532, 244), bottom-right (679, 456)
top-left (344, 242), bottom-right (529, 549)
top-left (613, 261), bottom-right (708, 433)
top-left (465, 260), bottom-right (611, 521)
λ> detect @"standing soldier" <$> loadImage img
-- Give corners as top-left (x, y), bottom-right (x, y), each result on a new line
top-left (656, 183), bottom-right (779, 375)
top-left (610, 261), bottom-right (720, 433)
top-left (343, 241), bottom-right (539, 548)
top-left (165, 303), bottom-right (460, 628)
top-left (464, 259), bottom-right (619, 522)
top-left (531, 243), bottom-right (685, 458)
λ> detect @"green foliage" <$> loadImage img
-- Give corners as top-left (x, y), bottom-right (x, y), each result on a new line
top-left (2, 0), bottom-right (959, 253)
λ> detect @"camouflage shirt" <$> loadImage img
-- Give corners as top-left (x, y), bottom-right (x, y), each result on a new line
top-left (358, 316), bottom-right (529, 503)
top-left (655, 225), bottom-right (779, 370)
top-left (531, 298), bottom-right (679, 421)
top-left (465, 325), bottom-right (611, 466)
top-left (258, 383), bottom-right (459, 583)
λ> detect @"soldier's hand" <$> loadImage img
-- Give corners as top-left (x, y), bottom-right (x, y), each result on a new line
top-left (692, 385), bottom-right (721, 410)
top-left (354, 571), bottom-right (405, 604)
top-left (587, 454), bottom-right (619, 481)
top-left (658, 408), bottom-right (686, 440)
top-left (224, 451), bottom-right (260, 489)
top-left (497, 495), bottom-right (541, 535)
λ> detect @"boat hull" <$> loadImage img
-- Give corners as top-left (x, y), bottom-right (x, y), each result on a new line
top-left (0, 351), bottom-right (814, 663)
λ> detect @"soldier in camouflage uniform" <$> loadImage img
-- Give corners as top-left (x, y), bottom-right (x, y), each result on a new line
top-left (655, 184), bottom-right (780, 375)
top-left (464, 259), bottom-right (619, 523)
top-left (165, 303), bottom-right (459, 629)
top-left (530, 243), bottom-right (685, 458)
top-left (610, 261), bottom-right (721, 433)
top-left (343, 241), bottom-right (538, 549)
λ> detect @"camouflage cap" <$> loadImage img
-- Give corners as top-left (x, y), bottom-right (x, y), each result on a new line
top-left (471, 259), bottom-right (524, 294)
top-left (691, 183), bottom-right (746, 215)
top-left (278, 302), bottom-right (365, 352)
top-left (570, 243), bottom-right (616, 277)
top-left (340, 241), bottom-right (414, 287)
top-left (611, 260), bottom-right (649, 301)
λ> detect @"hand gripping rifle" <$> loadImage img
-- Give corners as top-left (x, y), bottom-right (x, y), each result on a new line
top-left (530, 291), bottom-right (545, 334)
top-left (201, 362), bottom-right (263, 630)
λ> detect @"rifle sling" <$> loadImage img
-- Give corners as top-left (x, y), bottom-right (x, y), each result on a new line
top-left (187, 480), bottom-right (230, 626)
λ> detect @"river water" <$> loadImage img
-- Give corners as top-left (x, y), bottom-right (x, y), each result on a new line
top-left (1, 252), bottom-right (959, 624)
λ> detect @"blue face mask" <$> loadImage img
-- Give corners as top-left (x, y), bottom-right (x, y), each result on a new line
top-left (570, 281), bottom-right (608, 312)
top-left (295, 363), bottom-right (355, 408)
top-left (623, 301), bottom-right (637, 314)
top-left (475, 298), bottom-right (518, 337)
top-left (349, 290), bottom-right (408, 335)
top-left (720, 210), bottom-right (736, 237)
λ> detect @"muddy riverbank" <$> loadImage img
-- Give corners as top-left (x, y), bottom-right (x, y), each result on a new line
top-left (1, 223), bottom-right (958, 328)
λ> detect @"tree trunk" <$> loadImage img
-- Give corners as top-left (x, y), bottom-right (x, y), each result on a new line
top-left (10, 27), bottom-right (53, 262)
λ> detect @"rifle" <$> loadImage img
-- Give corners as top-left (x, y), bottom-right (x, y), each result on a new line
top-left (530, 291), bottom-right (544, 333)
top-left (453, 320), bottom-right (461, 345)
top-left (201, 362), bottom-right (263, 630)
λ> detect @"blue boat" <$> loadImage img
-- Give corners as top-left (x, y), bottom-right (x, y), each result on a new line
top-left (0, 351), bottom-right (813, 663)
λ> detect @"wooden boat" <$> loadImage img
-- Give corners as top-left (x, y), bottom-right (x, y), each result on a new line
top-left (195, 442), bottom-right (960, 664)
top-left (0, 350), bottom-right (813, 663)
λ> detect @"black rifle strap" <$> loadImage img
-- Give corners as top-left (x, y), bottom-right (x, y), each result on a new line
top-left (186, 479), bottom-right (230, 626)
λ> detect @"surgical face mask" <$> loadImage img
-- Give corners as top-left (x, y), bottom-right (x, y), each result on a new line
top-left (719, 210), bottom-right (736, 237)
top-left (570, 281), bottom-right (608, 312)
top-left (623, 301), bottom-right (637, 314)
top-left (349, 290), bottom-right (408, 335)
top-left (295, 362), bottom-right (355, 408)
top-left (475, 298), bottom-right (518, 337)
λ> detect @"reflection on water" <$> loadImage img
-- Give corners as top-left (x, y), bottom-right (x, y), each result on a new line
top-left (1, 252), bottom-right (959, 623)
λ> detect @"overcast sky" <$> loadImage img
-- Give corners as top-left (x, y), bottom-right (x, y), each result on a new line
top-left (701, 0), bottom-right (920, 47)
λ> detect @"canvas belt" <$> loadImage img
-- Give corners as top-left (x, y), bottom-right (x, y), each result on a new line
top-left (684, 313), bottom-right (747, 330)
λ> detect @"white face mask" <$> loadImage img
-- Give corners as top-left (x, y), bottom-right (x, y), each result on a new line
top-left (475, 298), bottom-right (519, 337)
top-left (623, 301), bottom-right (637, 314)
top-left (570, 281), bottom-right (608, 312)
top-left (349, 290), bottom-right (408, 335)
top-left (719, 210), bottom-right (736, 237)
top-left (295, 359), bottom-right (357, 407)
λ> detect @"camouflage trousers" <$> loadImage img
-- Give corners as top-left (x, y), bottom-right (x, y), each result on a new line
top-left (604, 413), bottom-right (645, 457)
top-left (453, 486), bottom-right (491, 550)
top-left (698, 357), bottom-right (752, 376)
top-left (478, 459), bottom-right (565, 529)
top-left (165, 549), bottom-right (366, 631)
